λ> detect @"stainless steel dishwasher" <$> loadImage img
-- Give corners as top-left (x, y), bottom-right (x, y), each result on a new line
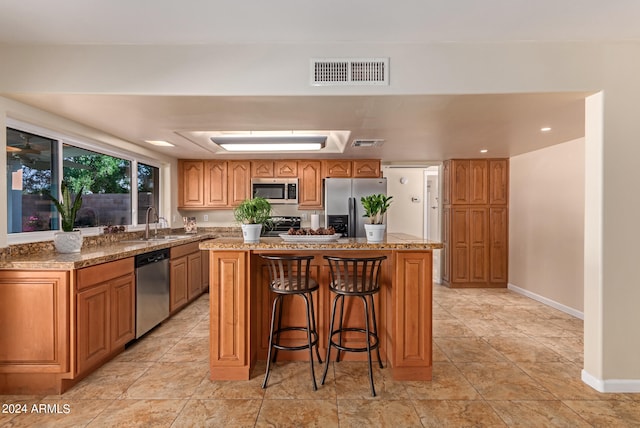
top-left (135, 248), bottom-right (170, 338)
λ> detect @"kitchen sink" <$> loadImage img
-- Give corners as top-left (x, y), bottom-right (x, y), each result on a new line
top-left (120, 235), bottom-right (195, 243)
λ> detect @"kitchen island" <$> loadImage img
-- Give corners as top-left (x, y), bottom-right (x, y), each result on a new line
top-left (199, 233), bottom-right (443, 382)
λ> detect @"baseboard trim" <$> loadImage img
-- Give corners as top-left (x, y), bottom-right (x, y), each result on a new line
top-left (582, 369), bottom-right (640, 393)
top-left (507, 283), bottom-right (584, 320)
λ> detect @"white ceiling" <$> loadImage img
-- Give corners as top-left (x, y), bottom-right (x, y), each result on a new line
top-left (1, 1), bottom-right (636, 161)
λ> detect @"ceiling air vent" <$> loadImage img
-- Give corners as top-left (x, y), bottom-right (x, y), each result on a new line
top-left (311, 58), bottom-right (389, 86)
top-left (352, 139), bottom-right (385, 148)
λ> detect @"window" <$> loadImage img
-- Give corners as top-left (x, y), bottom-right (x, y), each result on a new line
top-left (6, 124), bottom-right (161, 236)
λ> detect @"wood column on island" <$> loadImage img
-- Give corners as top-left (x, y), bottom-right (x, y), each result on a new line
top-left (201, 234), bottom-right (442, 382)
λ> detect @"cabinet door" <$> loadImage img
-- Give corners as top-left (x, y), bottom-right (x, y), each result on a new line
top-left (170, 256), bottom-right (189, 313)
top-left (187, 252), bottom-right (203, 300)
top-left (469, 160), bottom-right (488, 204)
top-left (205, 160), bottom-right (228, 207)
top-left (251, 160), bottom-right (274, 178)
top-left (228, 161), bottom-right (251, 207)
top-left (353, 160), bottom-right (381, 178)
top-left (441, 207), bottom-right (450, 283)
top-left (110, 273), bottom-right (135, 349)
top-left (275, 161), bottom-right (298, 177)
top-left (298, 160), bottom-right (323, 208)
top-left (201, 249), bottom-right (210, 291)
top-left (490, 207), bottom-right (508, 283)
top-left (489, 159), bottom-right (509, 205)
top-left (469, 207), bottom-right (489, 282)
top-left (451, 208), bottom-right (469, 282)
top-left (323, 160), bottom-right (352, 178)
top-left (451, 160), bottom-right (470, 204)
top-left (179, 160), bottom-right (205, 208)
top-left (77, 283), bottom-right (110, 375)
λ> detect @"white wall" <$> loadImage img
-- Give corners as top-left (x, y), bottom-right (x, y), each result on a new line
top-left (509, 138), bottom-right (585, 313)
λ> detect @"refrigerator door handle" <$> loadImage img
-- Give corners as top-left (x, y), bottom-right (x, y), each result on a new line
top-left (348, 197), bottom-right (356, 237)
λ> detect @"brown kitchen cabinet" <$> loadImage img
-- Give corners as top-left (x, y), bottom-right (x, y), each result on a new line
top-left (75, 258), bottom-right (135, 376)
top-left (251, 160), bottom-right (274, 177)
top-left (323, 160), bottom-right (352, 177)
top-left (298, 160), bottom-right (323, 209)
top-left (171, 242), bottom-right (205, 314)
top-left (352, 159), bottom-right (381, 177)
top-left (442, 158), bottom-right (508, 288)
top-left (179, 160), bottom-right (250, 209)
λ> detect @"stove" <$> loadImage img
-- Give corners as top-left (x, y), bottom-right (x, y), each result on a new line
top-left (262, 216), bottom-right (301, 237)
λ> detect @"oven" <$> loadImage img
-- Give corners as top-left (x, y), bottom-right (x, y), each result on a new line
top-left (251, 178), bottom-right (298, 204)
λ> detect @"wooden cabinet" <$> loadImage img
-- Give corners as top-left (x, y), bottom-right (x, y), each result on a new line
top-left (298, 160), bottom-right (323, 209)
top-left (353, 159), bottom-right (381, 177)
top-left (171, 242), bottom-right (205, 314)
top-left (76, 258), bottom-right (134, 375)
top-left (0, 270), bottom-right (70, 394)
top-left (179, 160), bottom-right (205, 207)
top-left (179, 160), bottom-right (250, 209)
top-left (275, 160), bottom-right (298, 177)
top-left (323, 160), bottom-right (352, 177)
top-left (251, 160), bottom-right (274, 177)
top-left (323, 159), bottom-right (381, 178)
top-left (442, 158), bottom-right (508, 288)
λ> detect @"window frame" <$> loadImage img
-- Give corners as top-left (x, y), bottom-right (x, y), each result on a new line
top-left (7, 118), bottom-right (164, 244)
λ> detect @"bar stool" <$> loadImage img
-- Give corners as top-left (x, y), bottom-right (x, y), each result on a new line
top-left (321, 255), bottom-right (386, 397)
top-left (260, 254), bottom-right (323, 390)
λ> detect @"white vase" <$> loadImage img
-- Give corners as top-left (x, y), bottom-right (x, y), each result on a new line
top-left (364, 224), bottom-right (386, 242)
top-left (241, 224), bottom-right (262, 243)
top-left (53, 230), bottom-right (83, 253)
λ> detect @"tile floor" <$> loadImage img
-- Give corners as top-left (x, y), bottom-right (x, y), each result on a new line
top-left (2, 285), bottom-right (640, 427)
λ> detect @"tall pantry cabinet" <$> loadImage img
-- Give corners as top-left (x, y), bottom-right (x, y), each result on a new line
top-left (442, 159), bottom-right (508, 288)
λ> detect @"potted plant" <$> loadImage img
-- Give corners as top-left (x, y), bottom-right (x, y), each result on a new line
top-left (45, 180), bottom-right (85, 253)
top-left (360, 193), bottom-right (393, 242)
top-left (233, 196), bottom-right (272, 242)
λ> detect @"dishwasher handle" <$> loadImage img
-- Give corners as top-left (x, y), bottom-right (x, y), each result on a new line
top-left (135, 248), bottom-right (170, 268)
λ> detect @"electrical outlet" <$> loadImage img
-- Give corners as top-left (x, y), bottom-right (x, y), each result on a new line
top-left (203, 214), bottom-right (209, 222)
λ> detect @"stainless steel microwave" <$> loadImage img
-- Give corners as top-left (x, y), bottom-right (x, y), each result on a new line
top-left (251, 178), bottom-right (298, 204)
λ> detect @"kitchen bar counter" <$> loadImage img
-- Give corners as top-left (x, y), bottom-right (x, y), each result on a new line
top-left (201, 233), bottom-right (441, 382)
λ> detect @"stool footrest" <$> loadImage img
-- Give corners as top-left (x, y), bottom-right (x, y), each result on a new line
top-left (272, 326), bottom-right (320, 352)
top-left (328, 328), bottom-right (379, 353)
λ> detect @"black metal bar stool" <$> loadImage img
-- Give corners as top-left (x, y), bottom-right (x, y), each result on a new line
top-left (320, 255), bottom-right (386, 397)
top-left (260, 254), bottom-right (322, 390)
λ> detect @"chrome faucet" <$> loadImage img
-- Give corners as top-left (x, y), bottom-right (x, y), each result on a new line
top-left (145, 206), bottom-right (158, 240)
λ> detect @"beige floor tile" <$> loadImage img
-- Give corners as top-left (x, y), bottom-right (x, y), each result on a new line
top-left (337, 399), bottom-right (422, 427)
top-left (147, 318), bottom-right (200, 338)
top-left (535, 335), bottom-right (584, 364)
top-left (434, 337), bottom-right (508, 362)
top-left (431, 341), bottom-right (450, 362)
top-left (458, 318), bottom-right (516, 337)
top-left (256, 399), bottom-right (338, 428)
top-left (86, 399), bottom-right (186, 427)
top-left (562, 399), bottom-right (640, 427)
top-left (332, 361), bottom-right (408, 399)
top-left (121, 362), bottom-right (208, 399)
top-left (489, 400), bottom-right (592, 427)
top-left (404, 362), bottom-right (480, 400)
top-left (484, 335), bottom-right (567, 363)
top-left (413, 399), bottom-right (507, 427)
top-left (457, 362), bottom-right (555, 401)
top-left (114, 336), bottom-right (181, 362)
top-left (184, 319), bottom-right (210, 337)
top-left (0, 396), bottom-right (44, 426)
top-left (433, 318), bottom-right (477, 337)
top-left (513, 319), bottom-right (579, 338)
top-left (60, 362), bottom-right (152, 400)
top-left (158, 337), bottom-right (209, 363)
top-left (192, 374), bottom-right (266, 400)
top-left (172, 399), bottom-right (262, 428)
top-left (261, 361), bottom-right (336, 400)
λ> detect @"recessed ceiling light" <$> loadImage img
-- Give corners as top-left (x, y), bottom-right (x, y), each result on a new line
top-left (145, 140), bottom-right (175, 147)
top-left (540, 127), bottom-right (552, 132)
top-left (480, 149), bottom-right (488, 153)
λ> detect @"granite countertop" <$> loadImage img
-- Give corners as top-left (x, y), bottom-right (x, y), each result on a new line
top-left (199, 233), bottom-right (443, 251)
top-left (0, 233), bottom-right (216, 270)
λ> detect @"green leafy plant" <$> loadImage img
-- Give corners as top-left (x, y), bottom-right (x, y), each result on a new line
top-left (45, 180), bottom-right (84, 232)
top-left (233, 197), bottom-right (272, 225)
top-left (360, 194), bottom-right (393, 224)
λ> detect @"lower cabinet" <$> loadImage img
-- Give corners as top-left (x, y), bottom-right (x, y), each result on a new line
top-left (171, 242), bottom-right (205, 314)
top-left (75, 258), bottom-right (135, 376)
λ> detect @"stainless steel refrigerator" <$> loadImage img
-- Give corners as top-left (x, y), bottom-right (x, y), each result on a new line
top-left (324, 178), bottom-right (387, 237)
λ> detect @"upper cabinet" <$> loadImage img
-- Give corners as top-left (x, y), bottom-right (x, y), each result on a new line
top-left (298, 160), bottom-right (323, 209)
top-left (444, 159), bottom-right (493, 205)
top-left (489, 159), bottom-right (509, 205)
top-left (275, 161), bottom-right (298, 177)
top-left (178, 160), bottom-right (250, 209)
top-left (323, 159), bottom-right (381, 178)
